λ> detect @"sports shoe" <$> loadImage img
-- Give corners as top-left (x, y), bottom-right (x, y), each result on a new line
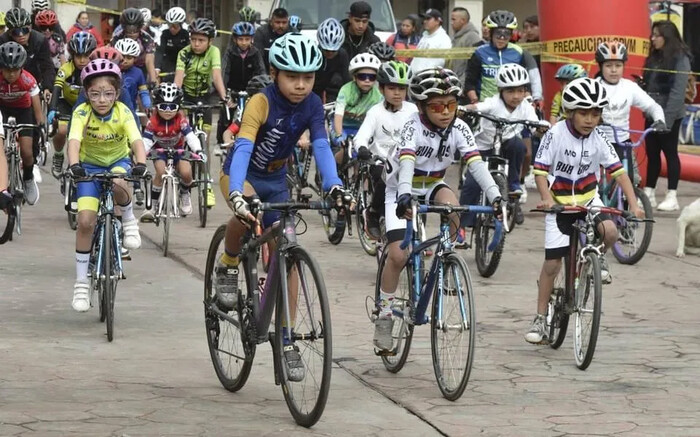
top-left (373, 313), bottom-right (394, 351)
top-left (366, 208), bottom-right (381, 240)
top-left (515, 205), bottom-right (525, 225)
top-left (519, 189), bottom-right (528, 204)
top-left (657, 190), bottom-right (679, 212)
top-left (643, 187), bottom-right (657, 208)
top-left (525, 314), bottom-right (548, 344)
top-left (206, 185), bottom-right (216, 208)
top-left (283, 344), bottom-right (306, 382)
top-left (72, 282), bottom-right (90, 312)
top-left (179, 192), bottom-right (192, 215)
top-left (24, 178), bottom-right (39, 205)
top-left (599, 255), bottom-right (612, 284)
top-left (455, 227), bottom-right (471, 249)
top-left (524, 172), bottom-right (537, 189)
top-left (51, 153), bottom-right (64, 179)
top-left (214, 261), bottom-right (239, 311)
top-left (134, 187), bottom-right (145, 207)
top-left (509, 183), bottom-right (523, 195)
top-left (33, 165), bottom-right (42, 184)
top-left (122, 218), bottom-right (142, 249)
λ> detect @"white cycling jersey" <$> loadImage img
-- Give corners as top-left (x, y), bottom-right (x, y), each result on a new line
top-left (353, 101), bottom-right (418, 161)
top-left (596, 77), bottom-right (665, 143)
top-left (474, 95), bottom-right (539, 151)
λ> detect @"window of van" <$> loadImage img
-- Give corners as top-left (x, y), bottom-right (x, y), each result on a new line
top-left (277, 0), bottom-right (395, 32)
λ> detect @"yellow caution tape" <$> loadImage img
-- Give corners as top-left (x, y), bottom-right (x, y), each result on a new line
top-left (542, 35), bottom-right (651, 57)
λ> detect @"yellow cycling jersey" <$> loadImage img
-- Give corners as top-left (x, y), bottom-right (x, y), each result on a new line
top-left (68, 102), bottom-right (142, 167)
top-left (54, 61), bottom-right (83, 106)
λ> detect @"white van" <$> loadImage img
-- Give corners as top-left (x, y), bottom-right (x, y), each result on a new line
top-left (268, 0), bottom-right (397, 42)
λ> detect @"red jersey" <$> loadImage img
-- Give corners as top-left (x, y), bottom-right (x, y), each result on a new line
top-left (143, 112), bottom-right (193, 149)
top-left (0, 70), bottom-right (40, 109)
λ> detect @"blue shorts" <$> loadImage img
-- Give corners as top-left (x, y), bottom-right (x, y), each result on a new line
top-left (244, 170), bottom-right (289, 228)
top-left (76, 157), bottom-right (132, 212)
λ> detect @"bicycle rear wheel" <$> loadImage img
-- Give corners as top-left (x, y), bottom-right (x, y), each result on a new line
top-left (547, 256), bottom-right (570, 349)
top-left (103, 214), bottom-right (116, 342)
top-left (356, 177), bottom-right (377, 256)
top-left (612, 186), bottom-right (653, 265)
top-left (203, 225), bottom-right (255, 391)
top-left (274, 246), bottom-right (332, 428)
top-left (573, 252), bottom-right (602, 370)
top-left (0, 204), bottom-right (14, 244)
top-left (375, 249), bottom-right (414, 373)
top-left (195, 161), bottom-right (207, 228)
top-left (474, 174), bottom-right (507, 278)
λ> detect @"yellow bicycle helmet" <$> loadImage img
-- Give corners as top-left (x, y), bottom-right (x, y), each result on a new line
top-left (0, 12), bottom-right (6, 28)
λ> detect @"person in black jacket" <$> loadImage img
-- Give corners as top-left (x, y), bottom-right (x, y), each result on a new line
top-left (155, 8), bottom-right (190, 80)
top-left (340, 1), bottom-right (380, 59)
top-left (253, 8), bottom-right (289, 72)
top-left (313, 49), bottom-right (350, 103)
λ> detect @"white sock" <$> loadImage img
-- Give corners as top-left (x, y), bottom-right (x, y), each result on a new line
top-left (76, 252), bottom-right (90, 283)
top-left (379, 290), bottom-right (394, 316)
top-left (121, 202), bottom-right (135, 221)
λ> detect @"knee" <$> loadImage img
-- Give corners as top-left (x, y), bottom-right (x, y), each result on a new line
top-left (387, 245), bottom-right (408, 268)
top-left (77, 213), bottom-right (95, 233)
top-left (601, 221), bottom-right (618, 244)
top-left (542, 259), bottom-right (561, 276)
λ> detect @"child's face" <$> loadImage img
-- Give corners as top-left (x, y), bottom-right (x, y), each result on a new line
top-left (322, 49), bottom-right (338, 59)
top-left (1, 68), bottom-right (21, 83)
top-left (157, 105), bottom-right (178, 120)
top-left (120, 55), bottom-right (135, 70)
top-left (190, 34), bottom-right (210, 54)
top-left (272, 68), bottom-right (315, 104)
top-left (501, 86), bottom-right (526, 110)
top-left (570, 108), bottom-right (602, 136)
top-left (601, 60), bottom-right (624, 84)
top-left (354, 68), bottom-right (377, 93)
top-left (422, 95), bottom-right (458, 129)
top-left (73, 54), bottom-right (90, 69)
top-left (86, 77), bottom-right (118, 115)
top-left (381, 84), bottom-right (407, 107)
top-left (558, 79), bottom-right (570, 90)
top-left (235, 35), bottom-right (252, 51)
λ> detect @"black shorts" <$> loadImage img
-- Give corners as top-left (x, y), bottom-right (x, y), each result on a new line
top-left (0, 106), bottom-right (35, 137)
top-left (544, 211), bottom-right (612, 260)
top-left (183, 92), bottom-right (214, 128)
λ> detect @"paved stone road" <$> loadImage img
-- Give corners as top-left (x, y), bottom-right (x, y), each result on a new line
top-left (1, 166), bottom-right (699, 436)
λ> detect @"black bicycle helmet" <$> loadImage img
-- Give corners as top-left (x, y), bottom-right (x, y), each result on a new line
top-left (0, 42), bottom-right (28, 69)
top-left (189, 17), bottom-right (217, 38)
top-left (368, 41), bottom-right (396, 62)
top-left (153, 82), bottom-right (184, 105)
top-left (246, 74), bottom-right (273, 96)
top-left (120, 8), bottom-right (144, 28)
top-left (68, 31), bottom-right (97, 56)
top-left (5, 7), bottom-right (32, 29)
top-left (484, 10), bottom-right (518, 29)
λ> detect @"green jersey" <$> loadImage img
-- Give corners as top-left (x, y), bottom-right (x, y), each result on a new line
top-left (335, 82), bottom-right (383, 130)
top-left (176, 45), bottom-right (221, 97)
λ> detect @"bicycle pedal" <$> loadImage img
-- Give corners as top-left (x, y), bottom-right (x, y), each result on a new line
top-left (374, 347), bottom-right (397, 357)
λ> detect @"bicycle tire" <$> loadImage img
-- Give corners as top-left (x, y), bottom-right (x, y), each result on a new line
top-left (204, 225), bottom-right (255, 391)
top-left (547, 256), bottom-right (570, 349)
top-left (375, 249), bottom-right (414, 373)
top-left (195, 137), bottom-right (208, 227)
top-left (10, 151), bottom-right (23, 240)
top-left (162, 178), bottom-right (171, 257)
top-left (573, 252), bottom-right (602, 370)
top-left (431, 253), bottom-right (475, 401)
top-left (322, 207), bottom-right (346, 245)
top-left (104, 214), bottom-right (115, 342)
top-left (612, 186), bottom-right (653, 265)
top-left (474, 174), bottom-right (507, 278)
top-left (507, 198), bottom-right (518, 232)
top-left (356, 173), bottom-right (377, 256)
top-left (274, 246), bottom-right (332, 428)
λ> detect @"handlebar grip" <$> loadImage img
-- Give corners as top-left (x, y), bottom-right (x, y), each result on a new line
top-left (400, 220), bottom-right (413, 250)
top-left (488, 220), bottom-right (503, 252)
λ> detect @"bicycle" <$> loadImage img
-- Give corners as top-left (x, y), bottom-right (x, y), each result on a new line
top-left (37, 89), bottom-right (51, 167)
top-left (65, 172), bottom-right (152, 342)
top-left (203, 197), bottom-right (350, 427)
top-left (145, 147), bottom-right (203, 256)
top-left (285, 144), bottom-right (323, 203)
top-left (214, 90), bottom-right (248, 169)
top-left (351, 153), bottom-right (385, 257)
top-left (320, 136), bottom-right (354, 245)
top-left (370, 200), bottom-right (503, 399)
top-left (532, 205), bottom-right (653, 370)
top-left (599, 124), bottom-right (657, 265)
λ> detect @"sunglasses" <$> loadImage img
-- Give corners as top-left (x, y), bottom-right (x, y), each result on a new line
top-left (11, 27), bottom-right (31, 37)
top-left (356, 73), bottom-right (377, 82)
top-left (157, 103), bottom-right (179, 112)
top-left (493, 28), bottom-right (512, 40)
top-left (36, 26), bottom-right (52, 32)
top-left (426, 101), bottom-right (458, 114)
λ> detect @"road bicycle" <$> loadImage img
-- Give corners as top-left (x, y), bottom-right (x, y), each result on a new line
top-left (286, 144), bottom-right (323, 203)
top-left (320, 136), bottom-right (354, 245)
top-left (66, 172), bottom-right (152, 342)
top-left (214, 90), bottom-right (249, 169)
top-left (371, 200), bottom-right (502, 399)
top-left (533, 205), bottom-right (653, 369)
top-left (203, 197), bottom-right (351, 427)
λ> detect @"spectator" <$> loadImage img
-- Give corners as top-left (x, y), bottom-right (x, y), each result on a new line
top-left (341, 1), bottom-right (380, 59)
top-left (253, 7), bottom-right (289, 72)
top-left (186, 9), bottom-right (197, 25)
top-left (475, 16), bottom-right (490, 47)
top-left (642, 20), bottom-right (691, 211)
top-left (448, 7), bottom-right (480, 84)
top-left (521, 15), bottom-right (539, 42)
top-left (386, 15), bottom-right (420, 64)
top-left (410, 9), bottom-right (452, 74)
top-left (66, 11), bottom-right (104, 47)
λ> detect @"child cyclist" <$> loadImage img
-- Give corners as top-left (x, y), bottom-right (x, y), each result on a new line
top-left (526, 77), bottom-right (644, 344)
top-left (549, 63), bottom-right (587, 125)
top-left (0, 41), bottom-right (44, 205)
top-left (352, 60), bottom-right (416, 240)
top-left (0, 114), bottom-right (10, 211)
top-left (140, 83), bottom-right (201, 221)
top-left (374, 68), bottom-right (502, 352)
top-left (332, 52), bottom-right (383, 163)
top-left (34, 10), bottom-right (66, 70)
top-left (593, 42), bottom-right (666, 206)
top-left (459, 63), bottom-right (541, 239)
top-left (217, 33), bottom-right (352, 381)
top-left (48, 31), bottom-right (97, 178)
top-left (65, 59), bottom-right (148, 312)
top-left (114, 38), bottom-right (152, 115)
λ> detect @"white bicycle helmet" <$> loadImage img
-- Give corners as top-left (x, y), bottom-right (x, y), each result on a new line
top-left (317, 18), bottom-right (344, 51)
top-left (269, 33), bottom-right (323, 73)
top-left (409, 68), bottom-right (462, 101)
top-left (165, 7), bottom-right (186, 24)
top-left (31, 0), bottom-right (49, 11)
top-left (348, 53), bottom-right (381, 75)
top-left (562, 77), bottom-right (609, 110)
top-left (496, 63), bottom-right (530, 88)
top-left (114, 38), bottom-right (141, 57)
top-left (153, 82), bottom-right (183, 104)
top-left (140, 8), bottom-right (151, 24)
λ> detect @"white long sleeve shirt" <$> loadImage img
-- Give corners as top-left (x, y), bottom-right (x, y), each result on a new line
top-left (410, 27), bottom-right (452, 74)
top-left (353, 101), bottom-right (418, 160)
top-left (474, 95), bottom-right (539, 151)
top-left (597, 77), bottom-right (665, 142)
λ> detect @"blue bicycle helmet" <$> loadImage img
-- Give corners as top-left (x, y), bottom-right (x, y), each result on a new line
top-left (289, 15), bottom-right (302, 31)
top-left (231, 21), bottom-right (255, 37)
top-left (555, 63), bottom-right (588, 81)
top-left (317, 18), bottom-right (344, 51)
top-left (68, 31), bottom-right (97, 55)
top-left (269, 33), bottom-right (322, 73)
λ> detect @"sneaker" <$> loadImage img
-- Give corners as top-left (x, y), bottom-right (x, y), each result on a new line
top-left (366, 209), bottom-right (381, 240)
top-left (524, 173), bottom-right (537, 189)
top-left (515, 205), bottom-right (525, 225)
top-left (519, 189), bottom-right (528, 204)
top-left (33, 165), bottom-right (42, 184)
top-left (122, 218), bottom-right (142, 249)
top-left (206, 186), bottom-right (216, 208)
top-left (599, 255), bottom-right (612, 284)
top-left (283, 344), bottom-right (306, 382)
top-left (373, 313), bottom-right (394, 351)
top-left (134, 187), bottom-right (145, 207)
top-left (179, 192), bottom-right (192, 215)
top-left (657, 190), bottom-right (679, 212)
top-left (51, 153), bottom-right (64, 179)
top-left (72, 282), bottom-right (90, 312)
top-left (23, 178), bottom-right (39, 205)
top-left (214, 261), bottom-right (239, 311)
top-left (525, 314), bottom-right (548, 344)
top-left (643, 187), bottom-right (657, 208)
top-left (509, 183), bottom-right (523, 195)
top-left (455, 227), bottom-right (471, 249)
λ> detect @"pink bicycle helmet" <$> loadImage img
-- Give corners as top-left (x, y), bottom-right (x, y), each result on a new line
top-left (81, 59), bottom-right (122, 83)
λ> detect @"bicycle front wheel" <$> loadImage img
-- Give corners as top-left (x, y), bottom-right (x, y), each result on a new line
top-left (431, 253), bottom-right (475, 401)
top-left (474, 174), bottom-right (507, 277)
top-left (195, 160), bottom-right (207, 228)
top-left (573, 252), bottom-right (602, 370)
top-left (612, 186), bottom-right (653, 265)
top-left (0, 204), bottom-right (14, 244)
top-left (547, 256), bottom-right (570, 349)
top-left (103, 214), bottom-right (116, 342)
top-left (161, 179), bottom-right (172, 256)
top-left (274, 246), bottom-right (332, 428)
